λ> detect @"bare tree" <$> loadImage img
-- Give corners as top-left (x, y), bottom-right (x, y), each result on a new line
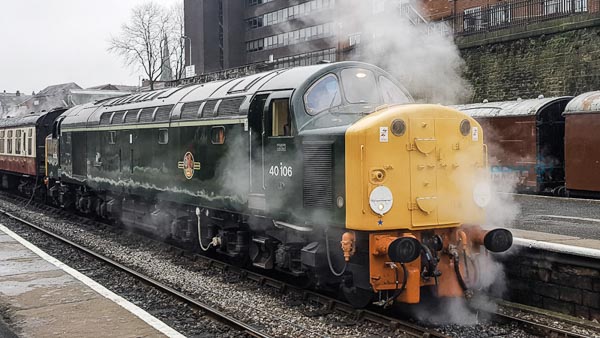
top-left (109, 2), bottom-right (170, 90)
top-left (168, 2), bottom-right (186, 81)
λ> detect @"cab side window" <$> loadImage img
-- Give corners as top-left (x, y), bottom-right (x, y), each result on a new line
top-left (270, 99), bottom-right (291, 137)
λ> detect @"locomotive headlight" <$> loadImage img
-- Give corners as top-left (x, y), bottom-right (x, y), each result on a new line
top-left (369, 186), bottom-right (393, 215)
top-left (473, 182), bottom-right (491, 208)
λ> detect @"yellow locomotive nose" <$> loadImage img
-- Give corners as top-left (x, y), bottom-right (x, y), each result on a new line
top-left (345, 104), bottom-right (488, 231)
top-left (344, 104), bottom-right (504, 304)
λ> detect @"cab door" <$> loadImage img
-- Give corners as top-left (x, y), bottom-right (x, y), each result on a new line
top-left (248, 91), bottom-right (297, 216)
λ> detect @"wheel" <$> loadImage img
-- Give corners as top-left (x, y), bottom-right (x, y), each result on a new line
top-left (341, 285), bottom-right (374, 308)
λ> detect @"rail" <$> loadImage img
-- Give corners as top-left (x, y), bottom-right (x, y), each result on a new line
top-left (0, 193), bottom-right (449, 338)
top-left (2, 192), bottom-right (597, 338)
top-left (0, 208), bottom-right (274, 338)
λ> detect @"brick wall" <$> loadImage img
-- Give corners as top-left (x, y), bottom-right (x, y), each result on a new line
top-left (500, 249), bottom-right (600, 321)
top-left (457, 15), bottom-right (600, 102)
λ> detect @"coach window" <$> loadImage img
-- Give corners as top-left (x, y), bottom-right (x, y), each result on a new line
top-left (7, 130), bottom-right (12, 154)
top-left (0, 131), bottom-right (4, 154)
top-left (158, 129), bottom-right (168, 144)
top-left (271, 99), bottom-right (291, 137)
top-left (15, 130), bottom-right (21, 154)
top-left (211, 126), bottom-right (225, 145)
top-left (27, 129), bottom-right (33, 156)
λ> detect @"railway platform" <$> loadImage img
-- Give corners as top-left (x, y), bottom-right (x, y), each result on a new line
top-left (501, 193), bottom-right (600, 321)
top-left (0, 225), bottom-right (182, 338)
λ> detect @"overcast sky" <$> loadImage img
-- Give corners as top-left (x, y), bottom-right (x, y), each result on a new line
top-left (0, 0), bottom-right (181, 94)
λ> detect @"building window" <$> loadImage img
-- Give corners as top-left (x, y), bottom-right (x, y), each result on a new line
top-left (348, 33), bottom-right (361, 46)
top-left (247, 22), bottom-right (335, 53)
top-left (544, 0), bottom-right (587, 14)
top-left (0, 131), bottom-right (4, 154)
top-left (246, 0), bottom-right (336, 31)
top-left (246, 0), bottom-right (273, 7)
top-left (463, 7), bottom-right (482, 32)
top-left (272, 48), bottom-right (337, 68)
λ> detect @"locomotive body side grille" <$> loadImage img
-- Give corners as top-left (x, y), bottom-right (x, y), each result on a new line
top-left (139, 107), bottom-right (156, 123)
top-left (202, 100), bottom-right (218, 117)
top-left (154, 105), bottom-right (174, 122)
top-left (111, 111), bottom-right (125, 124)
top-left (99, 113), bottom-right (111, 125)
top-left (217, 97), bottom-right (245, 116)
top-left (181, 101), bottom-right (203, 120)
top-left (303, 142), bottom-right (333, 209)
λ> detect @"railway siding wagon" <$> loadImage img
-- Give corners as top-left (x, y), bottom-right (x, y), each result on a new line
top-left (0, 109), bottom-right (65, 192)
top-left (453, 97), bottom-right (572, 194)
top-left (563, 91), bottom-right (600, 196)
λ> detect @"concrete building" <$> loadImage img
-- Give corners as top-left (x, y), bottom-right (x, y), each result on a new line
top-left (184, 0), bottom-right (339, 73)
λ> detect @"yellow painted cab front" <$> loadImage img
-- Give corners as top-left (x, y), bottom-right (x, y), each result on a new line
top-left (344, 104), bottom-right (506, 303)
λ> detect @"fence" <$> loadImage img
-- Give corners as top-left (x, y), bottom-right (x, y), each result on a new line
top-left (442, 0), bottom-right (599, 36)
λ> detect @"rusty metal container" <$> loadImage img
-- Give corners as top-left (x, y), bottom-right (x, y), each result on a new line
top-left (453, 96), bottom-right (572, 193)
top-left (563, 91), bottom-right (600, 196)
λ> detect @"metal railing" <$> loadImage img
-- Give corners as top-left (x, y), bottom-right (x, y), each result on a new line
top-left (441, 0), bottom-right (599, 36)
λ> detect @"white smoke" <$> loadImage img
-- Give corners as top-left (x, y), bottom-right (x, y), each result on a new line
top-left (337, 0), bottom-right (472, 104)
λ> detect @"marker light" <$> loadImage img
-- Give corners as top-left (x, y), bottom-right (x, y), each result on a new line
top-left (473, 182), bottom-right (491, 208)
top-left (369, 186), bottom-right (393, 215)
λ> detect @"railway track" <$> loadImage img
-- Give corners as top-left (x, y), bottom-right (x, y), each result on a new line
top-left (0, 208), bottom-right (274, 338)
top-left (1, 191), bottom-right (597, 337)
top-left (0, 194), bottom-right (449, 338)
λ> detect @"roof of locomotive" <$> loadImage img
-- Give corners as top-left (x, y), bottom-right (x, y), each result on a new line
top-left (59, 61), bottom-right (404, 129)
top-left (0, 108), bottom-right (62, 128)
top-left (563, 91), bottom-right (600, 115)
top-left (452, 96), bottom-right (573, 118)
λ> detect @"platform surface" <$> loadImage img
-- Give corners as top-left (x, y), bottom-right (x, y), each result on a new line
top-left (502, 193), bottom-right (600, 253)
top-left (0, 225), bottom-right (181, 338)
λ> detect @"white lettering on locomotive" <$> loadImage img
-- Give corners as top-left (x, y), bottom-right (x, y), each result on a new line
top-left (268, 162), bottom-right (293, 177)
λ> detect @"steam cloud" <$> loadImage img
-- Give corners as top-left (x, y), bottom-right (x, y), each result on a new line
top-left (337, 0), bottom-right (472, 104)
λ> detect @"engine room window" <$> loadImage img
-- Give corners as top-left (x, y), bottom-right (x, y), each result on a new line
top-left (211, 126), bottom-right (226, 145)
top-left (158, 129), bottom-right (169, 144)
top-left (271, 99), bottom-right (291, 137)
top-left (108, 131), bottom-right (116, 145)
top-left (304, 74), bottom-right (341, 115)
top-left (379, 76), bottom-right (410, 104)
top-left (340, 68), bottom-right (379, 104)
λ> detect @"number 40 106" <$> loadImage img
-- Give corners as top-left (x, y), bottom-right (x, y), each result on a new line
top-left (269, 163), bottom-right (293, 177)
